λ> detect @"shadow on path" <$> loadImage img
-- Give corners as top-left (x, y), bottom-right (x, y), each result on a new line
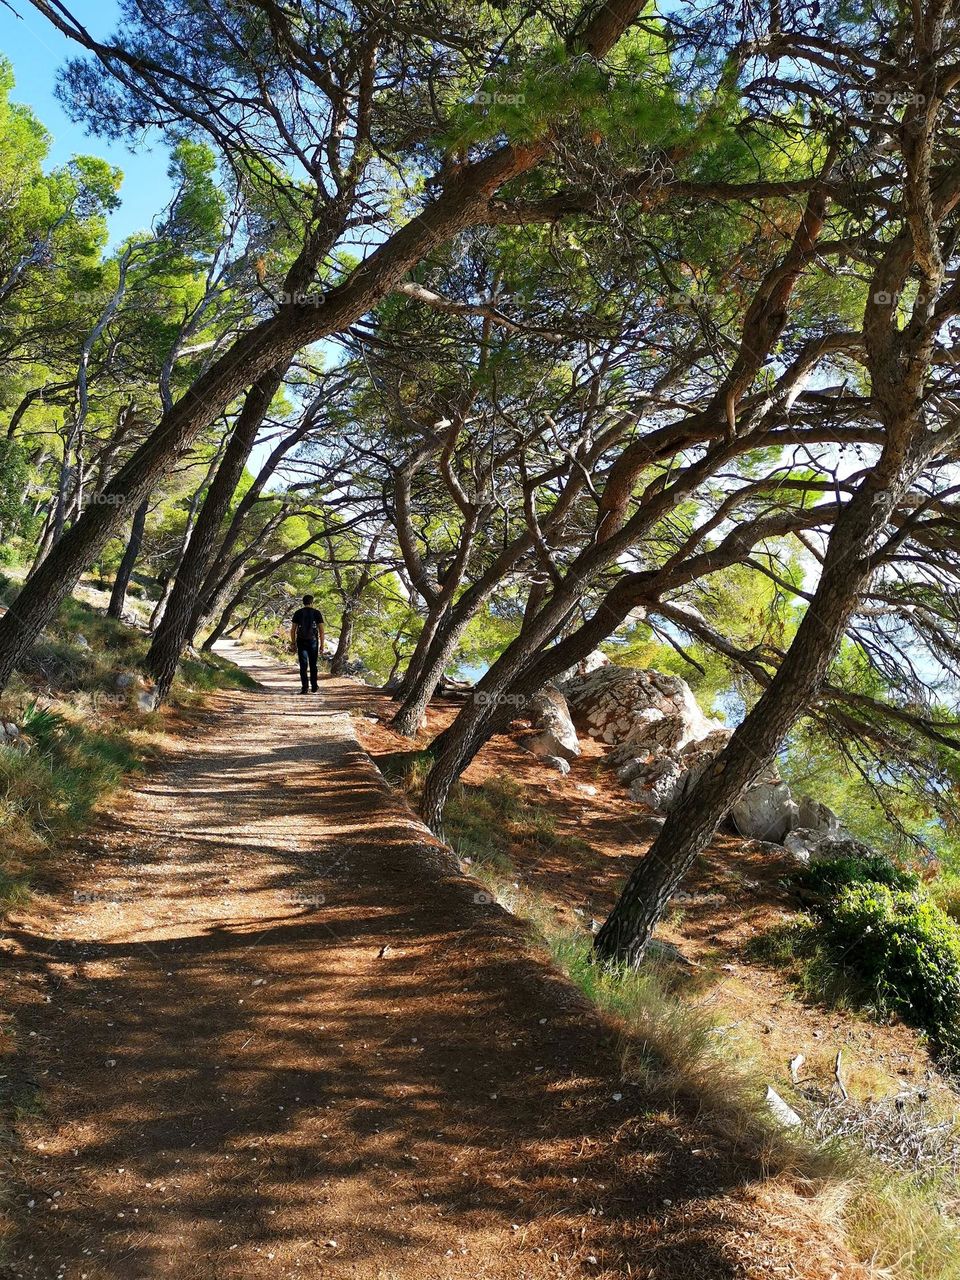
top-left (0, 645), bottom-right (861, 1279)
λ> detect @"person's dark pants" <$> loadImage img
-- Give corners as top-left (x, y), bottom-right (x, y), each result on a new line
top-left (297, 641), bottom-right (319, 692)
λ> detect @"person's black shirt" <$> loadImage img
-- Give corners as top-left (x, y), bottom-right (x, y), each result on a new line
top-left (292, 606), bottom-right (324, 647)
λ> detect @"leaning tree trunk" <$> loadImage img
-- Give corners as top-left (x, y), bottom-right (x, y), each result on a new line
top-left (329, 603), bottom-right (356, 676)
top-left (199, 569), bottom-right (246, 651)
top-left (419, 587), bottom-right (581, 832)
top-left (148, 444), bottom-right (226, 632)
top-left (593, 470), bottom-right (908, 966)
top-left (202, 578), bottom-right (256, 651)
top-left (390, 609), bottom-right (443, 701)
top-left (145, 366), bottom-right (286, 702)
top-left (107, 497), bottom-right (149, 620)
top-left (390, 607), bottom-right (478, 736)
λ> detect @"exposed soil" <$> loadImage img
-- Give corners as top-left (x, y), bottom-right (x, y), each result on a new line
top-left (1, 648), bottom-right (870, 1278)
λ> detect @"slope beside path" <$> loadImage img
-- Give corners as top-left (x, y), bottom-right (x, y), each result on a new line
top-left (1, 645), bottom-right (862, 1279)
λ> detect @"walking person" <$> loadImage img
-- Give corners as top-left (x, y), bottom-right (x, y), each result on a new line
top-left (290, 594), bottom-right (325, 694)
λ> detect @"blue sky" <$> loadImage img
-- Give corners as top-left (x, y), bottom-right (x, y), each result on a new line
top-left (0, 0), bottom-right (174, 244)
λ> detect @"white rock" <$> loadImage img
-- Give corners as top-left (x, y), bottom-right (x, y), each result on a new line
top-left (525, 684), bottom-right (580, 761)
top-left (765, 1085), bottom-right (802, 1128)
top-left (796, 794), bottom-right (842, 838)
top-left (731, 781), bottom-right (798, 844)
top-left (628, 757), bottom-right (686, 812)
top-left (565, 665), bottom-right (723, 752)
top-left (783, 828), bottom-right (818, 863)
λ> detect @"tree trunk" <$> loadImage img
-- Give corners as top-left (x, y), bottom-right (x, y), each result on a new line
top-left (145, 366), bottom-right (286, 701)
top-left (593, 471), bottom-right (908, 966)
top-left (201, 578), bottom-right (254, 652)
top-left (391, 609), bottom-right (442, 701)
top-left (149, 440), bottom-right (227, 633)
top-left (390, 607), bottom-right (476, 736)
top-left (199, 568), bottom-right (245, 651)
top-left (192, 408), bottom-right (320, 625)
top-left (329, 605), bottom-right (356, 676)
top-left (107, 497), bottom-right (149, 620)
top-left (419, 586), bottom-right (583, 831)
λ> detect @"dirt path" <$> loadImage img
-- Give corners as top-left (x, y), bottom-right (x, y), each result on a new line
top-left (1, 649), bottom-right (862, 1280)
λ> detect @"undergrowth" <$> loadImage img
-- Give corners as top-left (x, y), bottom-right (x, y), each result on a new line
top-left (401, 763), bottom-right (960, 1280)
top-left (750, 847), bottom-right (960, 1065)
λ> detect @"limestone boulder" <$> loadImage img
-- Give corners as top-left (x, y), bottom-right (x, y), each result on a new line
top-left (564, 665), bottom-right (723, 750)
top-left (628, 757), bottom-right (686, 812)
top-left (783, 828), bottom-right (819, 864)
top-left (556, 648), bottom-right (610, 688)
top-left (525, 684), bottom-right (580, 761)
top-left (796, 794), bottom-right (842, 839)
top-left (607, 708), bottom-right (665, 766)
top-left (679, 727), bottom-right (733, 765)
top-left (731, 781), bottom-right (799, 844)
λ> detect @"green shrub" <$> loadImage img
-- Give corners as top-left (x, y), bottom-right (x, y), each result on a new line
top-left (815, 882), bottom-right (960, 1061)
top-left (799, 847), bottom-right (919, 897)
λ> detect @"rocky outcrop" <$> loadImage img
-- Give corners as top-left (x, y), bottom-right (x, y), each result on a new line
top-left (562, 665), bottom-right (724, 748)
top-left (558, 665), bottom-right (728, 811)
top-left (529, 660), bottom-right (860, 864)
top-left (784, 826), bottom-right (861, 865)
top-left (525, 684), bottom-right (580, 761)
top-left (627, 757), bottom-right (686, 810)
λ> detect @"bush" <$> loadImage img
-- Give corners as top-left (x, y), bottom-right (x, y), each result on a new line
top-left (799, 846), bottom-right (920, 897)
top-left (815, 882), bottom-right (960, 1061)
top-left (752, 849), bottom-right (960, 1064)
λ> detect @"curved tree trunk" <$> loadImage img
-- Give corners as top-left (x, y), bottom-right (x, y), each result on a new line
top-left (591, 470), bottom-right (909, 965)
top-left (329, 606), bottom-right (356, 676)
top-left (146, 365), bottom-right (286, 701)
top-left (390, 607), bottom-right (477, 736)
top-left (201, 578), bottom-right (254, 652)
top-left (198, 568), bottom-right (246, 651)
top-left (419, 590), bottom-right (579, 832)
top-left (390, 609), bottom-right (442, 701)
top-left (108, 497), bottom-right (149, 620)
